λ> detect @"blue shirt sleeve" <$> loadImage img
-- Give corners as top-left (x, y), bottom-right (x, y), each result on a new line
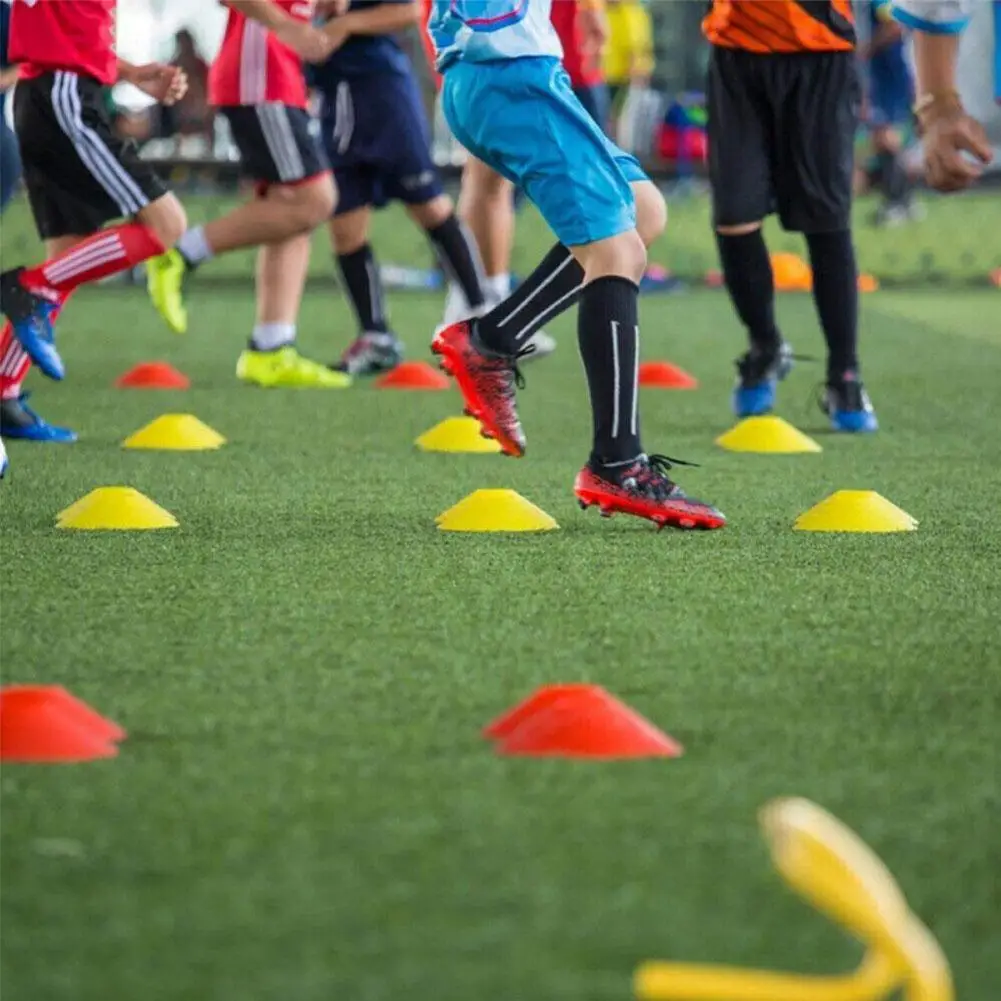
top-left (890, 0), bottom-right (972, 34)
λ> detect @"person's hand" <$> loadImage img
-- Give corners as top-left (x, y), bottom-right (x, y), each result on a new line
top-left (128, 64), bottom-right (188, 106)
top-left (321, 17), bottom-right (352, 56)
top-left (275, 20), bottom-right (336, 63)
top-left (919, 97), bottom-right (993, 192)
top-left (577, 6), bottom-right (609, 71)
top-left (0, 67), bottom-right (19, 94)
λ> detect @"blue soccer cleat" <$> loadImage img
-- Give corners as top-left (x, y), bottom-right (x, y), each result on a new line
top-left (1, 394), bottom-right (77, 442)
top-left (732, 342), bottom-right (794, 417)
top-left (820, 374), bottom-right (879, 433)
top-left (0, 268), bottom-right (63, 380)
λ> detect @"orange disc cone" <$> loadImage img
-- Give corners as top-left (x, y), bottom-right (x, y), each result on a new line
top-left (0, 688), bottom-right (119, 763)
top-left (375, 361), bottom-right (450, 390)
top-left (1, 685), bottom-right (125, 743)
top-left (495, 686), bottom-right (683, 759)
top-left (116, 362), bottom-right (191, 390)
top-left (639, 361), bottom-right (699, 389)
top-left (483, 684), bottom-right (600, 739)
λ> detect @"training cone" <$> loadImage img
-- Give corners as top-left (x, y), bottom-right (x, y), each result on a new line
top-left (716, 416), bottom-right (822, 454)
top-left (771, 252), bottom-right (813, 292)
top-left (56, 487), bottom-right (178, 531)
top-left (115, 362), bottom-right (190, 390)
top-left (793, 490), bottom-right (918, 533)
top-left (122, 413), bottom-right (226, 451)
top-left (639, 361), bottom-right (699, 389)
top-left (858, 273), bottom-right (880, 293)
top-left (436, 488), bottom-right (558, 533)
top-left (375, 361), bottom-right (450, 390)
top-left (416, 416), bottom-right (502, 454)
top-left (0, 687), bottom-right (120, 762)
top-left (493, 685), bottom-right (683, 759)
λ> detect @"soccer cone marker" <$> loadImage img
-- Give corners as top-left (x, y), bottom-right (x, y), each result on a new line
top-left (416, 416), bottom-right (502, 454)
top-left (115, 362), bottom-right (191, 390)
top-left (716, 416), bottom-right (822, 454)
top-left (794, 491), bottom-right (917, 533)
top-left (638, 361), bottom-right (699, 390)
top-left (436, 489), bottom-right (558, 533)
top-left (56, 487), bottom-right (178, 531)
top-left (634, 797), bottom-right (953, 1001)
top-left (771, 252), bottom-right (813, 292)
top-left (485, 684), bottom-right (682, 759)
top-left (122, 414), bottom-right (226, 451)
top-left (375, 361), bottom-right (450, 390)
top-left (0, 686), bottom-right (126, 763)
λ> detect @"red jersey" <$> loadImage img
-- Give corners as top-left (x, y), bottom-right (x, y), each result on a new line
top-left (10, 0), bottom-right (118, 87)
top-left (551, 0), bottom-right (603, 89)
top-left (209, 0), bottom-right (314, 109)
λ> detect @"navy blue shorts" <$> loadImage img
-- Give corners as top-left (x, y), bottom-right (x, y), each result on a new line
top-left (318, 71), bottom-right (443, 215)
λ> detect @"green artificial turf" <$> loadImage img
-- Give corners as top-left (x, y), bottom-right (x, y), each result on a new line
top-left (2, 266), bottom-right (1000, 1000)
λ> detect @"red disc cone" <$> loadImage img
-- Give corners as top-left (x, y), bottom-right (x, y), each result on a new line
top-left (115, 362), bottom-right (191, 390)
top-left (638, 362), bottom-right (698, 390)
top-left (375, 361), bottom-right (450, 390)
top-left (0, 688), bottom-right (119, 763)
top-left (495, 687), bottom-right (683, 759)
top-left (484, 684), bottom-right (601, 740)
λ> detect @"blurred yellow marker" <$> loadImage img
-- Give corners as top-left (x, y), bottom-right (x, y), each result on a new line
top-left (634, 798), bottom-right (952, 1001)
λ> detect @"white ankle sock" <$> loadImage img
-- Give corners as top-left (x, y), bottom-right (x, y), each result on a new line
top-left (251, 323), bottom-right (295, 352)
top-left (484, 273), bottom-right (511, 306)
top-left (177, 226), bottom-right (214, 266)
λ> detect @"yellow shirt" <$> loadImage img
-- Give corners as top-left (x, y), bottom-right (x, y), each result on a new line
top-left (603, 1), bottom-right (655, 85)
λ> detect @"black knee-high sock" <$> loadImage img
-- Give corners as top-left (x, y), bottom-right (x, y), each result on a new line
top-left (475, 243), bottom-right (584, 355)
top-left (877, 150), bottom-right (912, 206)
top-left (805, 230), bottom-right (859, 380)
top-left (715, 230), bottom-right (781, 354)
top-left (426, 215), bottom-right (486, 311)
top-left (337, 244), bottom-right (388, 334)
top-left (578, 277), bottom-right (642, 465)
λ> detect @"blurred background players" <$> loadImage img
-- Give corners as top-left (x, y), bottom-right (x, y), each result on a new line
top-left (313, 0), bottom-right (488, 376)
top-left (0, 0), bottom-right (188, 446)
top-left (147, 0), bottom-right (348, 389)
top-left (703, 0), bottom-right (878, 432)
top-left (440, 0), bottom-right (610, 359)
top-left (859, 0), bottom-right (920, 225)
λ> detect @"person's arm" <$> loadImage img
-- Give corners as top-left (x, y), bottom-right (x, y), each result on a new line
top-left (890, 0), bottom-right (993, 191)
top-left (323, 0), bottom-right (420, 44)
top-left (116, 59), bottom-right (188, 106)
top-left (223, 0), bottom-right (332, 62)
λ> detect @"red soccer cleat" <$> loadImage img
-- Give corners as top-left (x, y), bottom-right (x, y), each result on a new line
top-left (431, 320), bottom-right (527, 457)
top-left (575, 454), bottom-right (726, 530)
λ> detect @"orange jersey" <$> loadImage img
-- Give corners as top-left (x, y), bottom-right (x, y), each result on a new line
top-left (703, 0), bottom-right (856, 53)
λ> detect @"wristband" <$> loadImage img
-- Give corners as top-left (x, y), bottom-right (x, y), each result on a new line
top-left (913, 90), bottom-right (962, 120)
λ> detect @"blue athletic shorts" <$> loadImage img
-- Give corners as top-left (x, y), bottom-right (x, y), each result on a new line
top-left (868, 77), bottom-right (913, 127)
top-left (442, 57), bottom-right (646, 246)
top-left (319, 70), bottom-right (443, 215)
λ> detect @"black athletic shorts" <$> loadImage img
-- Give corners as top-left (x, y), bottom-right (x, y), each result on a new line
top-left (13, 71), bottom-right (168, 240)
top-left (706, 48), bottom-right (860, 233)
top-left (220, 104), bottom-right (329, 191)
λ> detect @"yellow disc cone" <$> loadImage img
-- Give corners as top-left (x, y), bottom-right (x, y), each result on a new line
top-left (416, 416), bottom-right (502, 454)
top-left (436, 489), bottom-right (558, 533)
top-left (717, 416), bottom-right (822, 454)
top-left (56, 487), bottom-right (178, 531)
top-left (793, 491), bottom-right (918, 533)
top-left (122, 414), bottom-right (225, 451)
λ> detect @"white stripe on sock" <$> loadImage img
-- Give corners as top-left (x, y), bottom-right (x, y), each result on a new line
top-left (611, 320), bottom-right (621, 440)
top-left (631, 324), bottom-right (639, 436)
top-left (496, 255), bottom-right (574, 328)
top-left (513, 285), bottom-right (580, 343)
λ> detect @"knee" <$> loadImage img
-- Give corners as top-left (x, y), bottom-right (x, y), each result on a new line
top-left (408, 193), bottom-right (453, 230)
top-left (283, 173), bottom-right (337, 230)
top-left (145, 194), bottom-right (187, 249)
top-left (581, 228), bottom-right (648, 284)
top-left (633, 182), bottom-right (668, 247)
top-left (716, 222), bottom-right (762, 237)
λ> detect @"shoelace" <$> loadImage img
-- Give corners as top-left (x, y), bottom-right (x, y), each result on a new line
top-left (491, 343), bottom-right (536, 395)
top-left (812, 379), bottom-right (867, 417)
top-left (633, 453), bottom-right (699, 499)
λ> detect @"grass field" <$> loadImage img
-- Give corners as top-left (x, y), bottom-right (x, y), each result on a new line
top-left (2, 205), bottom-right (1001, 1001)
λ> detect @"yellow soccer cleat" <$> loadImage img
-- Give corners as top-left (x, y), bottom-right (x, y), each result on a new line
top-left (147, 249), bottom-right (189, 335)
top-left (236, 345), bottom-right (352, 389)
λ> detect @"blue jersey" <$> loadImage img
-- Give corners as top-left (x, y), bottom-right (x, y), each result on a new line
top-left (0, 0), bottom-right (11, 70)
top-left (869, 1), bottom-right (911, 93)
top-left (429, 0), bottom-right (562, 71)
top-left (314, 0), bottom-right (413, 80)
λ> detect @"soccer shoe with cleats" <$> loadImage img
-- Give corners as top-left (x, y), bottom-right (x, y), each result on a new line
top-left (0, 269), bottom-right (62, 380)
top-left (575, 454), bottom-right (726, 531)
top-left (820, 374), bottom-right (878, 433)
top-left (1, 394), bottom-right (77, 443)
top-left (236, 344), bottom-right (352, 389)
top-left (334, 332), bottom-right (405, 376)
top-left (146, 249), bottom-right (189, 334)
top-left (432, 320), bottom-right (528, 457)
top-left (732, 341), bottom-right (794, 417)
